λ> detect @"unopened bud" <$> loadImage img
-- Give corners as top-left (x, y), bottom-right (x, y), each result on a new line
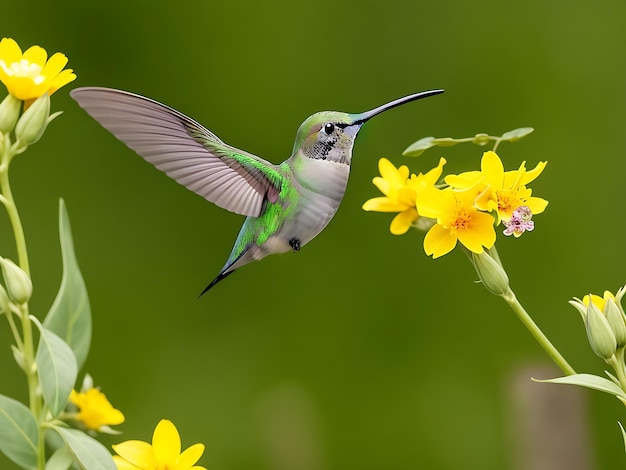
top-left (472, 251), bottom-right (509, 296)
top-left (0, 258), bottom-right (32, 304)
top-left (0, 283), bottom-right (10, 315)
top-left (585, 301), bottom-right (617, 360)
top-left (605, 298), bottom-right (626, 348)
top-left (15, 93), bottom-right (50, 146)
top-left (0, 94), bottom-right (21, 134)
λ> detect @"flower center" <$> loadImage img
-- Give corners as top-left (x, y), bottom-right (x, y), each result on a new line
top-left (449, 206), bottom-right (472, 234)
top-left (0, 59), bottom-right (46, 84)
top-left (496, 190), bottom-right (520, 217)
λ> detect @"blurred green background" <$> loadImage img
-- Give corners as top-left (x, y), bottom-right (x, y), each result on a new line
top-left (1, 0), bottom-right (626, 468)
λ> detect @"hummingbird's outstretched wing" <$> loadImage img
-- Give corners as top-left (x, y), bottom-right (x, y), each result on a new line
top-left (71, 87), bottom-right (282, 217)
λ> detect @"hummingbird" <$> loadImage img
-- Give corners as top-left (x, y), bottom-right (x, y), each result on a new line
top-left (70, 87), bottom-right (443, 294)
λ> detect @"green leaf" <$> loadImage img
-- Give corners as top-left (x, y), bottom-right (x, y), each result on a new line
top-left (619, 422), bottom-right (626, 453)
top-left (402, 136), bottom-right (436, 157)
top-left (0, 394), bottom-right (39, 469)
top-left (33, 317), bottom-right (78, 417)
top-left (533, 373), bottom-right (626, 399)
top-left (44, 199), bottom-right (92, 369)
top-left (45, 445), bottom-right (74, 470)
top-left (52, 427), bottom-right (116, 470)
top-left (501, 127), bottom-right (534, 142)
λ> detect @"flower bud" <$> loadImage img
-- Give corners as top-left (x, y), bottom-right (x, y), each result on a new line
top-left (471, 251), bottom-right (509, 296)
top-left (585, 301), bottom-right (617, 360)
top-left (15, 93), bottom-right (50, 146)
top-left (605, 298), bottom-right (626, 348)
top-left (0, 94), bottom-right (22, 134)
top-left (0, 257), bottom-right (32, 304)
top-left (0, 282), bottom-right (10, 315)
top-left (472, 133), bottom-right (491, 146)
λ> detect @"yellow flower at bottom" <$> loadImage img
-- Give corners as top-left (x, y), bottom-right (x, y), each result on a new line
top-left (113, 419), bottom-right (206, 470)
top-left (69, 388), bottom-right (125, 431)
top-left (0, 37), bottom-right (76, 101)
top-left (417, 186), bottom-right (496, 258)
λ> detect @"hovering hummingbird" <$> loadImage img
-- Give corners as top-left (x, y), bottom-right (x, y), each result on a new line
top-left (71, 87), bottom-right (443, 294)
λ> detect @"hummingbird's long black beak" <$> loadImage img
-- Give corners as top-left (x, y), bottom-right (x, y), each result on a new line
top-left (352, 89), bottom-right (444, 125)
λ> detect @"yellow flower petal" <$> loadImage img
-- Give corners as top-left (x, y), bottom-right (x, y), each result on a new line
top-left (456, 210), bottom-right (496, 253)
top-left (518, 161), bottom-right (547, 186)
top-left (378, 158), bottom-right (409, 186)
top-left (152, 419), bottom-right (181, 465)
top-left (362, 197), bottom-right (407, 212)
top-left (0, 38), bottom-right (22, 64)
top-left (525, 196), bottom-right (548, 215)
top-left (480, 151), bottom-right (504, 187)
top-left (113, 441), bottom-right (156, 469)
top-left (112, 455), bottom-right (142, 470)
top-left (424, 223), bottom-right (457, 258)
top-left (22, 45), bottom-right (47, 66)
top-left (179, 443), bottom-right (205, 468)
top-left (48, 68), bottom-right (76, 94)
top-left (40, 52), bottom-right (68, 78)
top-left (390, 209), bottom-right (418, 235)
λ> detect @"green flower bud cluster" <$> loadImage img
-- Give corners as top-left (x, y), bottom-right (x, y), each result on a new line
top-left (0, 92), bottom-right (61, 155)
top-left (570, 287), bottom-right (626, 361)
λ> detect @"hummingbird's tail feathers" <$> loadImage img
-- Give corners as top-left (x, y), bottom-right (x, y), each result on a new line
top-left (199, 270), bottom-right (235, 297)
top-left (70, 87), bottom-right (284, 218)
top-left (198, 246), bottom-right (256, 296)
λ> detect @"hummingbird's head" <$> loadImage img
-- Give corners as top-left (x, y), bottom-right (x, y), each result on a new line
top-left (292, 89), bottom-right (444, 164)
top-left (293, 111), bottom-right (360, 164)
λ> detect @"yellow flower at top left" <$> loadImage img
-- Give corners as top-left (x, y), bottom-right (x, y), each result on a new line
top-left (0, 38), bottom-right (76, 101)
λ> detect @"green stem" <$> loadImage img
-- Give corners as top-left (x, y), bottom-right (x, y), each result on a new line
top-left (0, 139), bottom-right (43, 468)
top-left (0, 152), bottom-right (30, 275)
top-left (4, 309), bottom-right (23, 350)
top-left (609, 348), bottom-right (626, 391)
top-left (502, 287), bottom-right (577, 376)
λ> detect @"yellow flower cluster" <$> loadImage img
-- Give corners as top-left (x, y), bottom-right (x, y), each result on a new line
top-left (363, 150), bottom-right (548, 258)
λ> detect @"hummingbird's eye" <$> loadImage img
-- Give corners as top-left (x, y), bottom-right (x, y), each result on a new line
top-left (323, 122), bottom-right (335, 135)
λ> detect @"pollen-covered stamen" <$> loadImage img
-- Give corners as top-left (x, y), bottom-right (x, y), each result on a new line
top-left (503, 205), bottom-right (534, 237)
top-left (449, 206), bottom-right (472, 234)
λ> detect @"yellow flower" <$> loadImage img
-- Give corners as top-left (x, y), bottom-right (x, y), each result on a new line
top-left (445, 151), bottom-right (548, 223)
top-left (582, 291), bottom-right (615, 312)
top-left (363, 157), bottom-right (446, 234)
top-left (416, 186), bottom-right (496, 258)
top-left (69, 388), bottom-right (125, 431)
top-left (113, 419), bottom-right (206, 470)
top-left (0, 38), bottom-right (76, 101)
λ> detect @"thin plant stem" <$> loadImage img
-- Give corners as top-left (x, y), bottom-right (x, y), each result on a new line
top-left (502, 287), bottom-right (577, 376)
top-left (608, 348), bottom-right (626, 391)
top-left (0, 140), bottom-right (44, 468)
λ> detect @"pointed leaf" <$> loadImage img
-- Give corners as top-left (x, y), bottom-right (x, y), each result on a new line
top-left (33, 317), bottom-right (78, 416)
top-left (44, 199), bottom-right (92, 369)
top-left (533, 373), bottom-right (626, 399)
top-left (618, 423), bottom-right (626, 453)
top-left (501, 127), bottom-right (534, 142)
top-left (402, 136), bottom-right (436, 157)
top-left (52, 427), bottom-right (116, 470)
top-left (45, 445), bottom-right (74, 470)
top-left (0, 394), bottom-right (39, 469)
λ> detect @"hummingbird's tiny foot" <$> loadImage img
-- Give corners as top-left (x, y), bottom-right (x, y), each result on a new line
top-left (289, 238), bottom-right (301, 252)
